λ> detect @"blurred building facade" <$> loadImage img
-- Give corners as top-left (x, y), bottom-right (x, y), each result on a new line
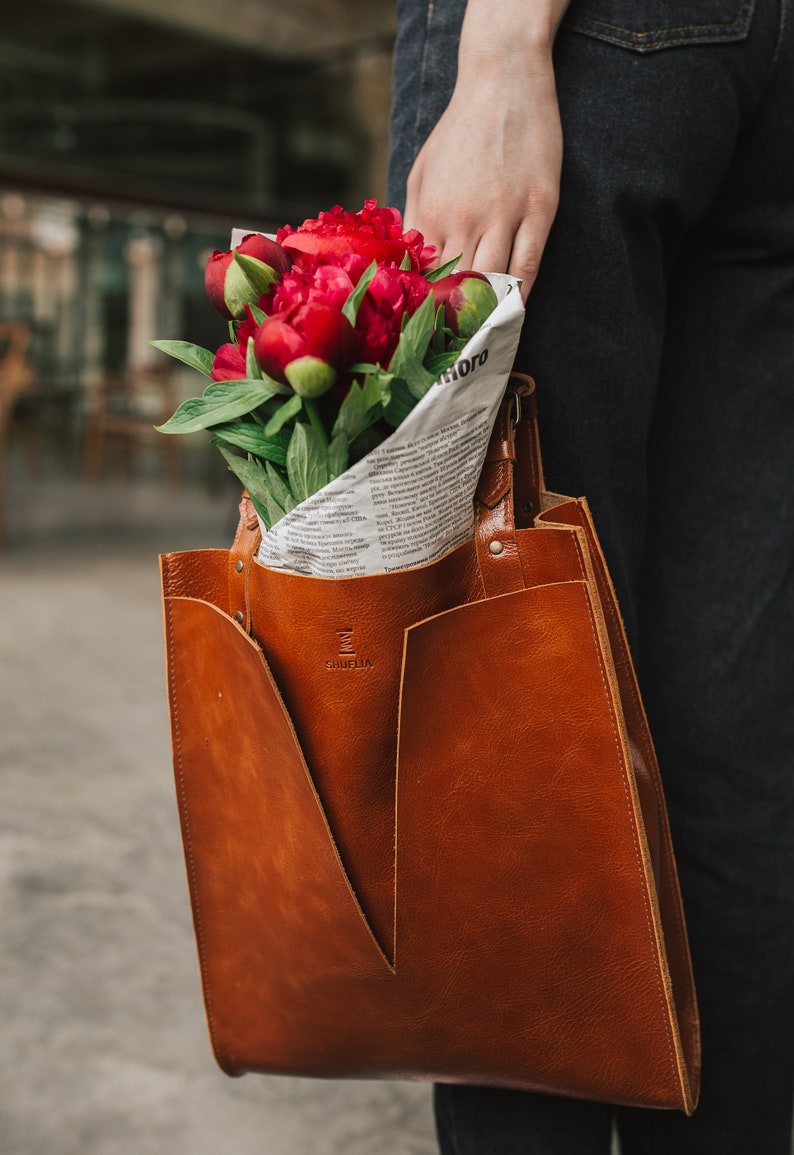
top-left (0, 0), bottom-right (394, 480)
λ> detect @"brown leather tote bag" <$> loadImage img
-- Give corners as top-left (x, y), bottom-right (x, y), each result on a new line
top-left (160, 374), bottom-right (700, 1113)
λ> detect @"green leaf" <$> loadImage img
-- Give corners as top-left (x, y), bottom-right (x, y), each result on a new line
top-left (425, 254), bottom-right (462, 282)
top-left (331, 380), bottom-right (366, 442)
top-left (327, 431), bottom-right (349, 479)
top-left (431, 303), bottom-right (446, 354)
top-left (383, 378), bottom-right (418, 427)
top-left (424, 350), bottom-right (461, 377)
top-left (260, 488), bottom-right (287, 529)
top-left (399, 250), bottom-right (412, 271)
top-left (248, 302), bottom-right (267, 324)
top-left (228, 320), bottom-right (237, 343)
top-left (245, 335), bottom-right (262, 380)
top-left (444, 329), bottom-right (468, 353)
top-left (155, 378), bottom-right (284, 435)
top-left (210, 421), bottom-right (290, 466)
top-left (149, 340), bottom-right (214, 377)
top-left (286, 422), bottom-right (330, 503)
top-left (233, 250), bottom-right (279, 295)
top-left (331, 370), bottom-right (392, 443)
top-left (265, 461), bottom-right (296, 513)
top-left (259, 367), bottom-right (292, 394)
top-left (362, 368), bottom-right (393, 413)
top-left (263, 392), bottom-right (303, 437)
top-left (349, 424), bottom-right (385, 464)
top-left (215, 446), bottom-right (274, 527)
top-left (342, 260), bottom-right (378, 325)
top-left (388, 293), bottom-right (437, 400)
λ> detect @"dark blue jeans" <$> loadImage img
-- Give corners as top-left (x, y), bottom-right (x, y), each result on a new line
top-left (389, 1), bottom-right (794, 1151)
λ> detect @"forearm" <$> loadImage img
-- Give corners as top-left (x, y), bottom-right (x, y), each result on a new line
top-left (403, 0), bottom-right (570, 293)
top-left (457, 0), bottom-right (572, 73)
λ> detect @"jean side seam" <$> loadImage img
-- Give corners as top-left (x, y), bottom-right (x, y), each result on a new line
top-left (768, 0), bottom-right (790, 79)
top-left (413, 0), bottom-right (436, 142)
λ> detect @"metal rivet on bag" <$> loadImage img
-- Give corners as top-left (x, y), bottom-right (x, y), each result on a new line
top-left (489, 540), bottom-right (505, 556)
top-left (234, 610), bottom-right (244, 623)
top-left (235, 559), bottom-right (244, 573)
top-left (522, 501), bottom-right (534, 515)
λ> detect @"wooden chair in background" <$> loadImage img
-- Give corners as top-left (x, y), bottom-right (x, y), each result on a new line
top-left (82, 361), bottom-right (181, 489)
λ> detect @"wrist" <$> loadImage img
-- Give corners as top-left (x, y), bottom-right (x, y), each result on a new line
top-left (458, 0), bottom-right (569, 72)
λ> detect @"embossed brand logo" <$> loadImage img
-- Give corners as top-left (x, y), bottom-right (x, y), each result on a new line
top-left (327, 627), bottom-right (373, 670)
top-left (336, 628), bottom-right (355, 655)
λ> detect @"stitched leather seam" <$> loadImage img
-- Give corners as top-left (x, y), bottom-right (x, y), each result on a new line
top-left (575, 581), bottom-right (680, 1091)
top-left (591, 539), bottom-right (697, 1073)
top-left (571, 527), bottom-right (589, 583)
top-left (162, 563), bottom-right (227, 1069)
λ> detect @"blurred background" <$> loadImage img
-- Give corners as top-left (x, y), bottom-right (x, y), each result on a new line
top-left (0, 0), bottom-right (395, 533)
top-left (0, 2), bottom-right (438, 1152)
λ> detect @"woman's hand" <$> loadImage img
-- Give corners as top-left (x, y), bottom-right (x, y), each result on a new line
top-left (403, 2), bottom-right (569, 299)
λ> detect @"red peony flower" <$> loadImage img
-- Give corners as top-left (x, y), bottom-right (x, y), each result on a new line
top-left (205, 234), bottom-right (292, 320)
top-left (209, 342), bottom-right (246, 381)
top-left (209, 312), bottom-right (258, 381)
top-left (354, 266), bottom-right (432, 366)
top-left (277, 199), bottom-right (436, 273)
top-left (431, 272), bottom-right (498, 339)
top-left (254, 302), bottom-right (355, 397)
top-left (267, 262), bottom-right (357, 317)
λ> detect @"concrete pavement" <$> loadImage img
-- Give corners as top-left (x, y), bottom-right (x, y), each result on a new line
top-left (0, 465), bottom-right (437, 1155)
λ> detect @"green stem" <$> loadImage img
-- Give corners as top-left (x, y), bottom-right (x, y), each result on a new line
top-left (303, 398), bottom-right (329, 447)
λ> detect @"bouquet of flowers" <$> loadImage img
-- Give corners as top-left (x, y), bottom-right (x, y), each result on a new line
top-left (154, 200), bottom-right (524, 576)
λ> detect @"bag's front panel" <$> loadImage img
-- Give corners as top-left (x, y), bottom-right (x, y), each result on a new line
top-left (394, 581), bottom-right (690, 1111)
top-left (163, 593), bottom-right (399, 1076)
top-left (244, 542), bottom-right (485, 963)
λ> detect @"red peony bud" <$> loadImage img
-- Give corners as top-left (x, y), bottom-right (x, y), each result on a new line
top-left (209, 313), bottom-right (258, 381)
top-left (205, 233), bottom-right (291, 320)
top-left (209, 342), bottom-right (247, 381)
top-left (254, 302), bottom-right (355, 398)
top-left (431, 272), bottom-right (498, 340)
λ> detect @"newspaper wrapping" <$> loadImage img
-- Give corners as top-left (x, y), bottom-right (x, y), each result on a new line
top-left (229, 231), bottom-right (525, 580)
top-left (253, 274), bottom-right (524, 578)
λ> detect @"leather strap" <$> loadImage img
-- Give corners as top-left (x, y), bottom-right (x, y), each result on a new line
top-left (228, 491), bottom-right (261, 632)
top-left (474, 373), bottom-right (542, 597)
top-left (511, 374), bottom-right (544, 528)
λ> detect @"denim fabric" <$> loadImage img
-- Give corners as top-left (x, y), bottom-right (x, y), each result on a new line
top-left (389, 1), bottom-right (794, 1152)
